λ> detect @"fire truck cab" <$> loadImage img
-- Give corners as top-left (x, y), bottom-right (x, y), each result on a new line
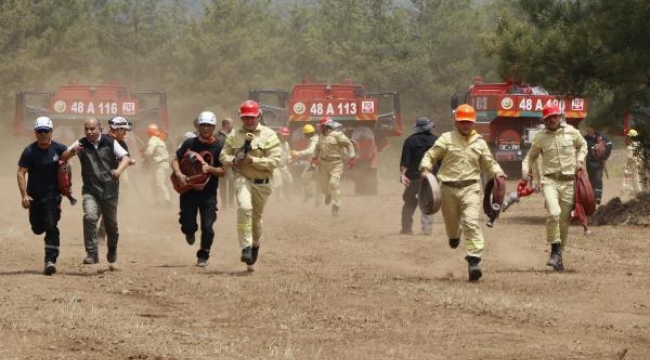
top-left (454, 76), bottom-right (588, 174)
top-left (249, 77), bottom-right (402, 195)
top-left (14, 82), bottom-right (169, 154)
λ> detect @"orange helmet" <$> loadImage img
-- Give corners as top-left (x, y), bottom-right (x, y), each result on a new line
top-left (454, 104), bottom-right (476, 122)
top-left (239, 100), bottom-right (260, 118)
top-left (278, 127), bottom-right (290, 136)
top-left (542, 103), bottom-right (562, 120)
top-left (147, 123), bottom-right (160, 136)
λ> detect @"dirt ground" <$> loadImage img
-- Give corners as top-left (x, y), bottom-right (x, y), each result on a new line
top-left (1, 144), bottom-right (649, 360)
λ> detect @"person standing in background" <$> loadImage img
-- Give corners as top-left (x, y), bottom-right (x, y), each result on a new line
top-left (216, 118), bottom-right (235, 209)
top-left (399, 117), bottom-right (438, 235)
top-left (291, 124), bottom-right (320, 205)
top-left (312, 118), bottom-right (356, 217)
top-left (144, 123), bottom-right (172, 207)
top-left (584, 126), bottom-right (613, 205)
top-left (272, 126), bottom-right (293, 201)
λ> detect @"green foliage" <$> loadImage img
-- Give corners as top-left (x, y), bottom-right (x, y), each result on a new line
top-left (0, 0), bottom-right (499, 137)
top-left (487, 0), bottom-right (650, 131)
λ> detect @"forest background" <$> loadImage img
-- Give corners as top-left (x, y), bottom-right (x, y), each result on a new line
top-left (2, 0), bottom-right (650, 159)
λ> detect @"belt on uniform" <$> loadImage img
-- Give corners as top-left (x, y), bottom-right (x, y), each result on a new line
top-left (320, 156), bottom-right (341, 162)
top-left (544, 173), bottom-right (574, 181)
top-left (252, 178), bottom-right (270, 184)
top-left (441, 180), bottom-right (479, 188)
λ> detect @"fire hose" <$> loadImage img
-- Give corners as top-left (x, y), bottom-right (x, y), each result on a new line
top-left (485, 178), bottom-right (534, 227)
top-left (418, 172), bottom-right (441, 215)
top-left (572, 169), bottom-right (596, 232)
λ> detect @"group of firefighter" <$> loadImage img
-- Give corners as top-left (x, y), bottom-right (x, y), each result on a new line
top-left (399, 102), bottom-right (646, 281)
top-left (17, 98), bottom-right (647, 281)
top-left (16, 100), bottom-right (356, 276)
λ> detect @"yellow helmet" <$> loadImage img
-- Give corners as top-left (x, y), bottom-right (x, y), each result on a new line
top-left (302, 124), bottom-right (315, 134)
top-left (627, 129), bottom-right (638, 137)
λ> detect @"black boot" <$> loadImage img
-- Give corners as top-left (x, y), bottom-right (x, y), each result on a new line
top-left (546, 242), bottom-right (564, 271)
top-left (466, 256), bottom-right (482, 282)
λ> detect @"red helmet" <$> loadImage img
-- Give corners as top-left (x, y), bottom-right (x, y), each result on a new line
top-left (542, 103), bottom-right (562, 120)
top-left (278, 127), bottom-right (290, 136)
top-left (239, 100), bottom-right (260, 118)
top-left (318, 116), bottom-right (331, 126)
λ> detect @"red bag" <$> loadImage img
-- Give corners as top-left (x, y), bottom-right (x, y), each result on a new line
top-left (170, 150), bottom-right (213, 194)
top-left (57, 160), bottom-right (77, 205)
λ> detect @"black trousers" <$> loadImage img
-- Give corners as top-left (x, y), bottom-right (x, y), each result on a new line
top-left (401, 178), bottom-right (422, 232)
top-left (586, 162), bottom-right (604, 201)
top-left (29, 193), bottom-right (62, 263)
top-left (179, 191), bottom-right (217, 260)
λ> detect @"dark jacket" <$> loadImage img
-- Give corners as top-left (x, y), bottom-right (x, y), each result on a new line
top-left (400, 131), bottom-right (439, 180)
top-left (585, 133), bottom-right (613, 167)
top-left (78, 135), bottom-right (120, 200)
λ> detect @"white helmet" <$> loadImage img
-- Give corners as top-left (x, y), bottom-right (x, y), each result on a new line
top-left (34, 116), bottom-right (53, 131)
top-left (197, 111), bottom-right (217, 126)
top-left (108, 116), bottom-right (131, 130)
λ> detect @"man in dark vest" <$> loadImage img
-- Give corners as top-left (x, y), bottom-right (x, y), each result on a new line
top-left (584, 126), bottom-right (613, 205)
top-left (61, 117), bottom-right (131, 266)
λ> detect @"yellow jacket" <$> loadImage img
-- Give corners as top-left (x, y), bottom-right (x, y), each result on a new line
top-left (220, 124), bottom-right (282, 180)
top-left (313, 130), bottom-right (355, 161)
top-left (522, 124), bottom-right (587, 176)
top-left (419, 130), bottom-right (503, 181)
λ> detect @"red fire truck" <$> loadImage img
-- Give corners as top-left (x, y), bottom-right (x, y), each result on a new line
top-left (454, 76), bottom-right (588, 173)
top-left (14, 82), bottom-right (169, 155)
top-left (250, 77), bottom-right (402, 195)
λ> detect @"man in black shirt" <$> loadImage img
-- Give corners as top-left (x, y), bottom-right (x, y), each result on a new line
top-left (172, 111), bottom-right (225, 267)
top-left (17, 117), bottom-right (68, 275)
top-left (399, 117), bottom-right (438, 235)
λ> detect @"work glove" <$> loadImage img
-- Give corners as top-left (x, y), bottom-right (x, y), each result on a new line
top-left (311, 158), bottom-right (320, 168)
top-left (347, 158), bottom-right (356, 169)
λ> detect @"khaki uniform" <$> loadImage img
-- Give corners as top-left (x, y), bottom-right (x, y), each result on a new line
top-left (314, 130), bottom-right (355, 209)
top-left (295, 135), bottom-right (320, 202)
top-left (420, 130), bottom-right (504, 258)
top-left (145, 135), bottom-right (171, 205)
top-left (522, 124), bottom-right (587, 246)
top-left (272, 140), bottom-right (293, 200)
top-left (220, 124), bottom-right (281, 249)
top-left (622, 141), bottom-right (643, 194)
